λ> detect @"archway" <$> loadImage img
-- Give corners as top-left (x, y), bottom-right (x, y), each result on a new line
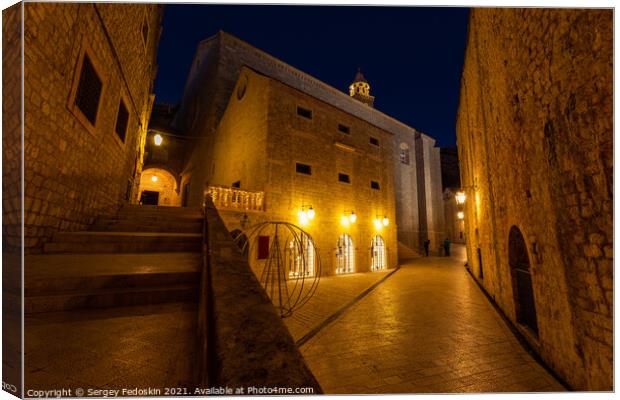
top-left (508, 226), bottom-right (538, 335)
top-left (336, 234), bottom-right (355, 274)
top-left (288, 233), bottom-right (315, 279)
top-left (371, 235), bottom-right (386, 271)
top-left (139, 167), bottom-right (180, 206)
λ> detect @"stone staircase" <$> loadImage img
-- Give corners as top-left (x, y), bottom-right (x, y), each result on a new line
top-left (397, 241), bottom-right (421, 261)
top-left (25, 205), bottom-right (204, 313)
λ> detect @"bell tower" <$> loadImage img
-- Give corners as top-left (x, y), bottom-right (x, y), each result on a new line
top-left (349, 69), bottom-right (375, 107)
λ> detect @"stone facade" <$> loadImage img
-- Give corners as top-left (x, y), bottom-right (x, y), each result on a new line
top-left (10, 3), bottom-right (163, 252)
top-left (208, 67), bottom-right (398, 275)
top-left (456, 9), bottom-right (612, 390)
top-left (166, 31), bottom-right (445, 263)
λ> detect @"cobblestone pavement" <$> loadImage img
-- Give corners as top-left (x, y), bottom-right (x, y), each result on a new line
top-left (300, 245), bottom-right (566, 394)
top-left (24, 302), bottom-right (197, 392)
top-left (284, 269), bottom-right (392, 342)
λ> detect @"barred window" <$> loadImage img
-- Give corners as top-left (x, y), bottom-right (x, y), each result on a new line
top-left (115, 100), bottom-right (129, 142)
top-left (399, 143), bottom-right (410, 165)
top-left (75, 55), bottom-right (102, 126)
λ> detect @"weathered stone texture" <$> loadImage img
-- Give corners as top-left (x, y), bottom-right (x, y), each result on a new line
top-left (19, 3), bottom-right (162, 251)
top-left (210, 67), bottom-right (398, 275)
top-left (3, 5), bottom-right (24, 394)
top-left (175, 31), bottom-right (445, 260)
top-left (457, 8), bottom-right (612, 390)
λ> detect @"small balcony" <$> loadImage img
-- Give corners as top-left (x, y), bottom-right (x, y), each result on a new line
top-left (206, 185), bottom-right (265, 211)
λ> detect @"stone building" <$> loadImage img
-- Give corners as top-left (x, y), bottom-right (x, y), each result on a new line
top-left (3, 3), bottom-right (163, 252)
top-left (143, 31), bottom-right (446, 274)
top-left (456, 9), bottom-right (612, 390)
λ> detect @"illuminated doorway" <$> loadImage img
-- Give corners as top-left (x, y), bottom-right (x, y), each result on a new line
top-left (371, 235), bottom-right (386, 271)
top-left (288, 233), bottom-right (315, 279)
top-left (336, 234), bottom-right (355, 274)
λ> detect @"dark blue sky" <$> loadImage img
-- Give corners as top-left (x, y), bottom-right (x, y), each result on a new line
top-left (154, 5), bottom-right (469, 147)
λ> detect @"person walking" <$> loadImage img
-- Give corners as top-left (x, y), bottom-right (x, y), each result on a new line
top-left (443, 238), bottom-right (451, 257)
top-left (423, 239), bottom-right (430, 257)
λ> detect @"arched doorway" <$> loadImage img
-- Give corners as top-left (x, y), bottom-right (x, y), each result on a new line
top-left (508, 226), bottom-right (538, 335)
top-left (288, 233), bottom-right (315, 279)
top-left (371, 235), bottom-right (386, 271)
top-left (139, 167), bottom-right (180, 206)
top-left (336, 234), bottom-right (355, 274)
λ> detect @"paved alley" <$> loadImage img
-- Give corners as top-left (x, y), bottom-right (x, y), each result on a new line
top-left (299, 245), bottom-right (566, 394)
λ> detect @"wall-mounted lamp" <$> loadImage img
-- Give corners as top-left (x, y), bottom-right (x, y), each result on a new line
top-left (151, 175), bottom-right (158, 182)
top-left (455, 191), bottom-right (466, 205)
top-left (298, 204), bottom-right (315, 226)
top-left (153, 133), bottom-right (163, 146)
top-left (349, 211), bottom-right (357, 223)
top-left (457, 211), bottom-right (465, 220)
top-left (382, 216), bottom-right (389, 226)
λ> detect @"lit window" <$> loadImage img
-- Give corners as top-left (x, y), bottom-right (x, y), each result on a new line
top-left (336, 234), bottom-right (355, 274)
top-left (338, 173), bottom-right (350, 183)
top-left (75, 54), bottom-right (102, 126)
top-left (297, 106), bottom-right (312, 119)
top-left (296, 163), bottom-right (312, 175)
top-left (371, 235), bottom-right (386, 271)
top-left (288, 233), bottom-right (315, 279)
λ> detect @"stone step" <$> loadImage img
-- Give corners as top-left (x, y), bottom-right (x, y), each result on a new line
top-left (118, 205), bottom-right (203, 218)
top-left (25, 283), bottom-right (199, 313)
top-left (92, 219), bottom-right (203, 233)
top-left (44, 232), bottom-right (202, 253)
top-left (25, 253), bottom-right (201, 313)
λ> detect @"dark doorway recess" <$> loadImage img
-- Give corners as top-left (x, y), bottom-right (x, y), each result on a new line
top-left (140, 190), bottom-right (159, 205)
top-left (508, 226), bottom-right (538, 335)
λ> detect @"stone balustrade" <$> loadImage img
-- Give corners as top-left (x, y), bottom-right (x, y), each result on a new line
top-left (206, 186), bottom-right (264, 211)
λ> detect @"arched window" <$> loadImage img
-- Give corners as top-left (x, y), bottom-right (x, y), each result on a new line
top-left (371, 235), bottom-right (386, 271)
top-left (336, 234), bottom-right (355, 274)
top-left (508, 226), bottom-right (538, 335)
top-left (399, 143), bottom-right (410, 165)
top-left (288, 233), bottom-right (315, 279)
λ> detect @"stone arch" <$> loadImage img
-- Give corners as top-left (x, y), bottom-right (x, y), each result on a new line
top-left (336, 234), bottom-right (355, 274)
top-left (371, 235), bottom-right (386, 271)
top-left (139, 167), bottom-right (181, 206)
top-left (508, 225), bottom-right (539, 335)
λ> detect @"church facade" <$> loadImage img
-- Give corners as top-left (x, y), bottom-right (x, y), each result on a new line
top-left (145, 31), bottom-right (445, 276)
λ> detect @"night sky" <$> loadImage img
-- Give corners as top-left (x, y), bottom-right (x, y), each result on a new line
top-left (154, 5), bottom-right (470, 147)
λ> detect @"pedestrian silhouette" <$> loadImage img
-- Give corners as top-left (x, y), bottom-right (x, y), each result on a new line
top-left (444, 238), bottom-right (451, 256)
top-left (423, 239), bottom-right (430, 257)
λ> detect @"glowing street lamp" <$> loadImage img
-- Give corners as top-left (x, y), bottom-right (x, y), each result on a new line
top-left (153, 133), bottom-right (163, 146)
top-left (151, 175), bottom-right (158, 182)
top-left (373, 218), bottom-right (383, 230)
top-left (457, 211), bottom-right (465, 220)
top-left (307, 206), bottom-right (315, 220)
top-left (455, 191), bottom-right (466, 205)
top-left (382, 216), bottom-right (389, 226)
top-left (349, 211), bottom-right (357, 223)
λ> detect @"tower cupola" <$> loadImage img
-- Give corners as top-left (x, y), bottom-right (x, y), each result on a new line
top-left (348, 69), bottom-right (375, 107)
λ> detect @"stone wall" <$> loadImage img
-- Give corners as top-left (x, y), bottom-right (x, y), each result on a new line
top-left (3, 4), bottom-right (24, 395)
top-left (456, 8), bottom-right (612, 390)
top-left (19, 3), bottom-right (162, 251)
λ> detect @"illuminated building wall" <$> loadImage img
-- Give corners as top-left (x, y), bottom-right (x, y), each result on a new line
top-left (175, 31), bottom-right (445, 262)
top-left (457, 8), bottom-right (612, 390)
top-left (7, 3), bottom-right (163, 251)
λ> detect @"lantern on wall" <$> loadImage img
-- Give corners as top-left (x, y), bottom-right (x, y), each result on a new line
top-left (455, 191), bottom-right (466, 205)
